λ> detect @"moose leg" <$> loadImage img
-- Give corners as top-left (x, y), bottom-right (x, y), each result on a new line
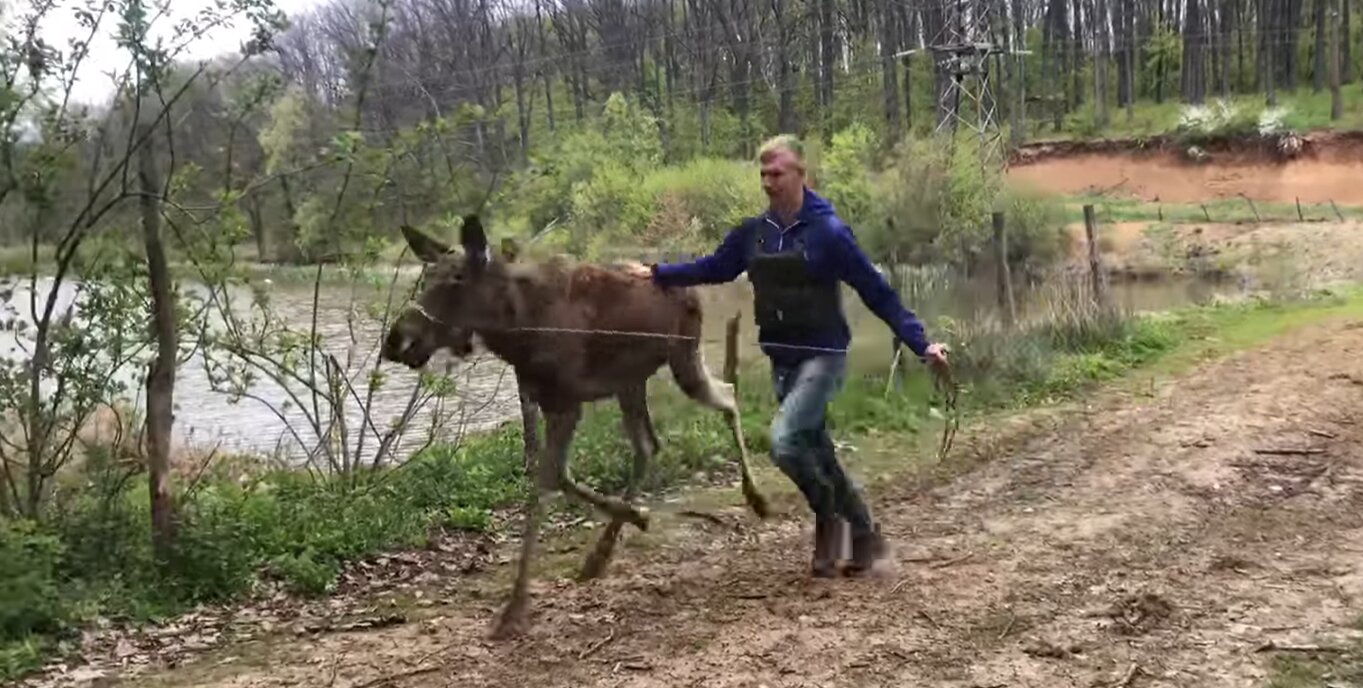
top-left (580, 384), bottom-right (656, 580)
top-left (549, 406), bottom-right (651, 531)
top-left (490, 405), bottom-right (574, 639)
top-left (492, 480), bottom-right (547, 639)
top-left (669, 345), bottom-right (770, 518)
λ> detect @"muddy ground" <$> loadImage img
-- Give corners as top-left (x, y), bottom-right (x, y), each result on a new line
top-left (87, 303), bottom-right (1363, 688)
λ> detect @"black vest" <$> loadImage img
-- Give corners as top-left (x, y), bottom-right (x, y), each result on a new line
top-left (746, 219), bottom-right (844, 333)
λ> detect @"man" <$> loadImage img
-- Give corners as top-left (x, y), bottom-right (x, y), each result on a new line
top-left (625, 134), bottom-right (948, 577)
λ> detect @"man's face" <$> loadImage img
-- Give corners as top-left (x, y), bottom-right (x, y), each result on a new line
top-left (760, 148), bottom-right (803, 202)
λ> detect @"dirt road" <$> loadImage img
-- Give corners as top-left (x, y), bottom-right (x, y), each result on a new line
top-left (144, 316), bottom-right (1363, 688)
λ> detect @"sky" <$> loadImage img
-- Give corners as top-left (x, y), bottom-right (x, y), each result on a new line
top-left (19, 0), bottom-right (323, 106)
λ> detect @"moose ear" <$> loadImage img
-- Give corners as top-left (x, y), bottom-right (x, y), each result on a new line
top-left (499, 237), bottom-right (521, 263)
top-left (401, 225), bottom-right (452, 263)
top-left (460, 214), bottom-right (490, 268)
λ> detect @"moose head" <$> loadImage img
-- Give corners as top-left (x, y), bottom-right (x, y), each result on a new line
top-left (380, 215), bottom-right (521, 370)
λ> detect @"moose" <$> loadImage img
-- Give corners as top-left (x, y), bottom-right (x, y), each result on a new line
top-left (381, 215), bottom-right (770, 638)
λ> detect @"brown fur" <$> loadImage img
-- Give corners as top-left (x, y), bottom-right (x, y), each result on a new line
top-left (382, 216), bottom-right (769, 639)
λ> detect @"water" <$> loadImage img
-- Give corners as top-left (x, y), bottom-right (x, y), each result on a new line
top-left (0, 268), bottom-right (1233, 467)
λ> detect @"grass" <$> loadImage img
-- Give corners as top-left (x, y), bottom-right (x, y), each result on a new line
top-left (1061, 195), bottom-right (1363, 226)
top-left (1028, 83), bottom-right (1363, 142)
top-left (1262, 614), bottom-right (1363, 686)
top-left (3, 283), bottom-right (1363, 682)
top-left (0, 241), bottom-right (421, 287)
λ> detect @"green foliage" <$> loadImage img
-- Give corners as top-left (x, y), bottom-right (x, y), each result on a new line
top-left (497, 95), bottom-right (765, 257)
top-left (815, 122), bottom-right (880, 229)
top-left (861, 135), bottom-right (1067, 273)
top-left (0, 520), bottom-right (65, 638)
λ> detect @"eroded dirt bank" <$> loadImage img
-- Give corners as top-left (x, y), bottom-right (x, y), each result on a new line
top-left (120, 310), bottom-right (1363, 688)
top-left (1007, 131), bottom-right (1363, 204)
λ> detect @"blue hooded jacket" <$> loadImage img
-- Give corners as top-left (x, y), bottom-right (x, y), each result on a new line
top-left (651, 188), bottom-right (930, 367)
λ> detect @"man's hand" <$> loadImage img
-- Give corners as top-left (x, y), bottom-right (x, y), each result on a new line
top-left (923, 343), bottom-right (949, 369)
top-left (620, 261), bottom-right (653, 279)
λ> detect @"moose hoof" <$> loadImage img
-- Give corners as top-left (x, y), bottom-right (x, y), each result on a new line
top-left (579, 551), bottom-right (612, 581)
top-left (490, 599), bottom-right (530, 640)
top-left (743, 485), bottom-right (771, 519)
top-left (627, 506), bottom-right (650, 531)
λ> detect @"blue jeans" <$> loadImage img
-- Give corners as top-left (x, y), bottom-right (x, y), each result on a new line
top-left (769, 354), bottom-right (874, 536)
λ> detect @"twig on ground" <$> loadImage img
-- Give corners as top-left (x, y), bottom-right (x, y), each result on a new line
top-left (326, 651), bottom-right (345, 687)
top-left (1113, 662), bottom-right (1142, 688)
top-left (677, 510), bottom-right (727, 526)
top-left (352, 665), bottom-right (441, 688)
top-left (916, 609), bottom-right (940, 629)
top-left (929, 553), bottom-right (975, 569)
top-left (1254, 448), bottom-right (1326, 456)
top-left (1255, 641), bottom-right (1348, 653)
top-left (997, 614), bottom-right (1017, 641)
top-left (579, 628), bottom-right (617, 659)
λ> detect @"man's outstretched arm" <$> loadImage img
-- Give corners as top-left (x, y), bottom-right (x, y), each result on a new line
top-left (647, 221), bottom-right (753, 287)
top-left (828, 222), bottom-right (939, 361)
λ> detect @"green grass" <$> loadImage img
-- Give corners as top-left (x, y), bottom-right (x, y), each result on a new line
top-left (1062, 195), bottom-right (1363, 226)
top-left (1265, 645), bottom-right (1363, 688)
top-left (4, 284), bottom-right (1363, 682)
top-left (1031, 83), bottom-right (1363, 142)
top-left (0, 241), bottom-right (421, 286)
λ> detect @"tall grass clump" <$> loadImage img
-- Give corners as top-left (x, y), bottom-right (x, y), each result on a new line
top-left (940, 271), bottom-right (1181, 407)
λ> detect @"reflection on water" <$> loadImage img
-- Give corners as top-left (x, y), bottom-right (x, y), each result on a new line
top-left (0, 267), bottom-right (1237, 466)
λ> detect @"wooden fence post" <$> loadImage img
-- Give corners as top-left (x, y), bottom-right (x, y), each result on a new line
top-left (1083, 204), bottom-right (1109, 309)
top-left (992, 211), bottom-right (1016, 326)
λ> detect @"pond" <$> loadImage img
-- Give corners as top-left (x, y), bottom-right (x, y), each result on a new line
top-left (0, 266), bottom-right (1235, 467)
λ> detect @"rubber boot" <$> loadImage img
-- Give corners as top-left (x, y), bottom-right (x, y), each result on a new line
top-left (811, 517), bottom-right (844, 578)
top-left (845, 522), bottom-right (887, 576)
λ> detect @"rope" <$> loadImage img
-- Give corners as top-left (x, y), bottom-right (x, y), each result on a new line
top-left (887, 344), bottom-right (960, 463)
top-left (931, 359), bottom-right (961, 463)
top-left (407, 302), bottom-right (958, 454)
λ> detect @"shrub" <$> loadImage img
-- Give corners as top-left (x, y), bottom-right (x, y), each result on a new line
top-left (0, 520), bottom-right (66, 638)
top-left (864, 136), bottom-right (1067, 273)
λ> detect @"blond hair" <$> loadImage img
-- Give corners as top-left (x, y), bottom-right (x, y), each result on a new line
top-left (757, 134), bottom-right (806, 171)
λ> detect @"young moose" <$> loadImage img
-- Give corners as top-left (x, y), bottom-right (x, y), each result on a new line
top-left (382, 215), bottom-right (770, 638)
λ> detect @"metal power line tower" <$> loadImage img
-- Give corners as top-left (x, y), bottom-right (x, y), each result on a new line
top-left (900, 0), bottom-right (1027, 173)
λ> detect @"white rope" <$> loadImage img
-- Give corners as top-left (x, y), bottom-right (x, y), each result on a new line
top-left (408, 303), bottom-right (853, 354)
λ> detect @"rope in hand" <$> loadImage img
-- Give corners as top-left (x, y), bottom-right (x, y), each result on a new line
top-left (929, 356), bottom-right (960, 463)
top-left (886, 344), bottom-right (960, 463)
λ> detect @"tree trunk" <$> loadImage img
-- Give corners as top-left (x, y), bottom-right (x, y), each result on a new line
top-left (1288, 0), bottom-right (1304, 89)
top-left (1226, 0), bottom-right (1237, 94)
top-left (1012, 0), bottom-right (1027, 144)
top-left (1072, 0), bottom-right (1085, 106)
top-left (1237, 0), bottom-right (1247, 89)
top-left (1155, 0), bottom-right (1167, 102)
top-left (1266, 0), bottom-right (1280, 103)
top-left (879, 1), bottom-right (902, 141)
top-left (1095, 0), bottom-right (1110, 126)
top-left (1344, 0), bottom-right (1353, 82)
top-left (817, 0), bottom-right (837, 111)
top-left (138, 119), bottom-right (177, 564)
top-left (1317, 0), bottom-right (1328, 90)
top-left (1126, 0), bottom-right (1136, 118)
top-left (1333, 0), bottom-right (1344, 116)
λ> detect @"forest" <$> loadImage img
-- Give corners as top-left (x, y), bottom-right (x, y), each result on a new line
top-left (0, 0), bottom-right (1357, 679)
